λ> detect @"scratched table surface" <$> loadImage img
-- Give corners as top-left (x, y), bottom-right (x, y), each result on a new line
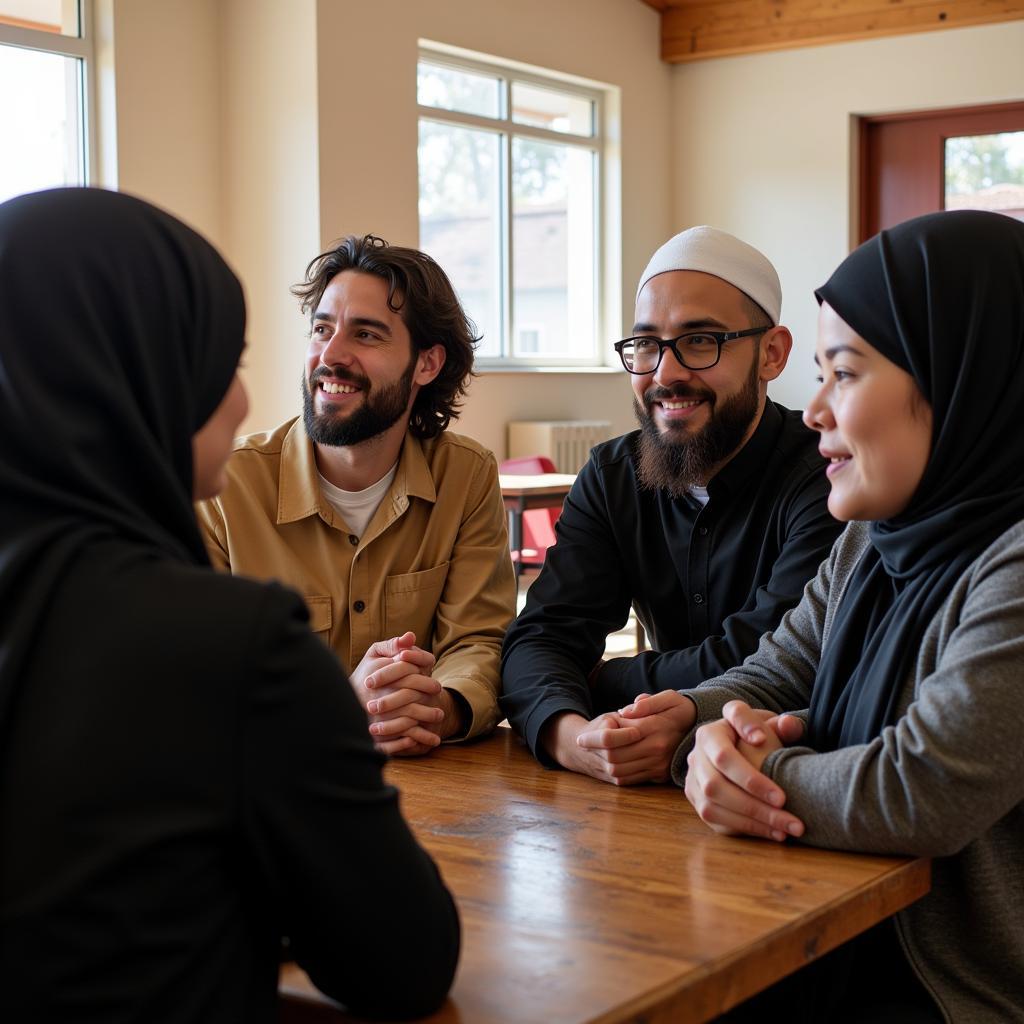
top-left (280, 727), bottom-right (929, 1024)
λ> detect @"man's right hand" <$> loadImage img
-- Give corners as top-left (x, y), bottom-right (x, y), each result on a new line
top-left (540, 690), bottom-right (696, 786)
top-left (541, 712), bottom-right (641, 785)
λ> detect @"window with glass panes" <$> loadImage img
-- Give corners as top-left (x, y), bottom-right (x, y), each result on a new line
top-left (0, 0), bottom-right (94, 205)
top-left (417, 51), bottom-right (602, 365)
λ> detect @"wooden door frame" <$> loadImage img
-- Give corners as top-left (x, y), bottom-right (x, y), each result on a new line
top-left (857, 100), bottom-right (1024, 243)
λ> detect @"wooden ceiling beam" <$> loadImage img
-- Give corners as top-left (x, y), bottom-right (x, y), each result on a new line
top-left (654, 0), bottom-right (1024, 62)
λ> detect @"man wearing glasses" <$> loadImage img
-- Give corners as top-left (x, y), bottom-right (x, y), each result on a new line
top-left (500, 226), bottom-right (841, 784)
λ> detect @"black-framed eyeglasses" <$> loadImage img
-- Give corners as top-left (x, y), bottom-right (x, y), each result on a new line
top-left (613, 327), bottom-right (768, 374)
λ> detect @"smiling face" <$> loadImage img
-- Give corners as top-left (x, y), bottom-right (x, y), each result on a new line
top-left (302, 270), bottom-right (438, 448)
top-left (804, 302), bottom-right (933, 522)
top-left (631, 270), bottom-right (789, 490)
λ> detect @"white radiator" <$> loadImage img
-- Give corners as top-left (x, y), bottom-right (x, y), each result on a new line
top-left (507, 420), bottom-right (612, 474)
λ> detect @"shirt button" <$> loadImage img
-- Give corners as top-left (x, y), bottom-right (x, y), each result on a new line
top-left (693, 593), bottom-right (704, 604)
top-left (348, 534), bottom-right (358, 546)
top-left (698, 526), bottom-right (708, 536)
top-left (353, 600), bottom-right (366, 613)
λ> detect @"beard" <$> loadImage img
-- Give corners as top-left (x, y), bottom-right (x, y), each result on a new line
top-left (634, 350), bottom-right (761, 498)
top-left (302, 354), bottom-right (416, 448)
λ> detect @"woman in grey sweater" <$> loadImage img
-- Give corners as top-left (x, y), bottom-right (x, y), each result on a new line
top-left (624, 210), bottom-right (1024, 1022)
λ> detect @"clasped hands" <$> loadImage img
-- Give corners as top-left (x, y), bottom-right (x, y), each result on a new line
top-left (542, 688), bottom-right (697, 786)
top-left (676, 699), bottom-right (807, 842)
top-left (546, 689), bottom-right (808, 841)
top-left (349, 632), bottom-right (460, 757)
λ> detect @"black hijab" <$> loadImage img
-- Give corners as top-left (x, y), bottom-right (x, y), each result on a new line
top-left (0, 188), bottom-right (245, 737)
top-left (808, 210), bottom-right (1024, 750)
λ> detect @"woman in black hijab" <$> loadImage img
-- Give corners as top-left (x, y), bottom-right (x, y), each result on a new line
top-left (0, 189), bottom-right (459, 1022)
top-left (625, 210), bottom-right (1024, 1021)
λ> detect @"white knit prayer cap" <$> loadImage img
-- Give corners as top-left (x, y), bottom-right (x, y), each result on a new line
top-left (636, 226), bottom-right (782, 325)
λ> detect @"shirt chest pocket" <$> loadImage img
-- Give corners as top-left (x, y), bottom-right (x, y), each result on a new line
top-left (302, 594), bottom-right (333, 645)
top-left (384, 561), bottom-right (449, 646)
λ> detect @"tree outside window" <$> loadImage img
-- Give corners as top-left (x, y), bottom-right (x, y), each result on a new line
top-left (945, 132), bottom-right (1024, 222)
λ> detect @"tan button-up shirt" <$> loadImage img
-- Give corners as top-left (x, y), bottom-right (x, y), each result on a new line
top-left (196, 417), bottom-right (516, 739)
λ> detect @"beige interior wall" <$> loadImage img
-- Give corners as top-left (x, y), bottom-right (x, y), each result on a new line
top-left (107, 0), bottom-right (224, 248)
top-left (670, 20), bottom-right (1024, 412)
top-left (313, 0), bottom-right (672, 457)
top-left (218, 0), bottom-right (320, 432)
top-left (107, 0), bottom-right (321, 432)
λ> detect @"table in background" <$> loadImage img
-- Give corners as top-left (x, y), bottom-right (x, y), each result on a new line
top-left (498, 473), bottom-right (576, 577)
top-left (280, 729), bottom-right (929, 1024)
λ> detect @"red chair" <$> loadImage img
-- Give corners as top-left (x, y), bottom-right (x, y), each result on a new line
top-left (499, 455), bottom-right (560, 568)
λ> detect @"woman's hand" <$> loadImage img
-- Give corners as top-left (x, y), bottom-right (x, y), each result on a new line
top-left (685, 701), bottom-right (805, 842)
top-left (721, 700), bottom-right (806, 751)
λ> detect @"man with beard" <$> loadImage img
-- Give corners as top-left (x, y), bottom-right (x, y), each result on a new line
top-left (500, 226), bottom-right (841, 784)
top-left (197, 235), bottom-right (516, 755)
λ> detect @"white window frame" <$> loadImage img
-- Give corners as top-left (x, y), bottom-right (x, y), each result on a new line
top-left (417, 45), bottom-right (606, 369)
top-left (0, 0), bottom-right (98, 191)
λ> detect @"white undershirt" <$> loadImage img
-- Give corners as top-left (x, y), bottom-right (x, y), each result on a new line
top-left (318, 463), bottom-right (399, 538)
top-left (688, 485), bottom-right (710, 507)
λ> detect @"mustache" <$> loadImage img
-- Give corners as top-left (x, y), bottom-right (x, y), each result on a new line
top-left (309, 365), bottom-right (371, 391)
top-left (643, 382), bottom-right (715, 406)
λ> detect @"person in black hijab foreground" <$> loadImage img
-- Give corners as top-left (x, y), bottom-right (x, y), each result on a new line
top-left (0, 189), bottom-right (459, 1022)
top-left (621, 210), bottom-right (1024, 1022)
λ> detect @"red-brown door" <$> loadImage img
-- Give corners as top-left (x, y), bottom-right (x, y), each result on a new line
top-left (859, 102), bottom-right (1024, 243)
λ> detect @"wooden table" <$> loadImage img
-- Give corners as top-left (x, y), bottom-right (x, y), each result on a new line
top-left (280, 728), bottom-right (929, 1024)
top-left (498, 473), bottom-right (576, 576)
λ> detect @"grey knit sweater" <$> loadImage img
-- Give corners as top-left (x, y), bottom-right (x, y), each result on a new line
top-left (671, 519), bottom-right (1024, 1023)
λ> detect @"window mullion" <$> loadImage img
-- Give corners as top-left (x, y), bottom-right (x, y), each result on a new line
top-left (502, 76), bottom-right (514, 359)
top-left (78, 0), bottom-right (96, 186)
top-left (0, 23), bottom-right (89, 57)
top-left (592, 150), bottom-right (602, 356)
top-left (417, 107), bottom-right (506, 135)
top-left (502, 122), bottom-right (600, 151)
top-left (418, 109), bottom-right (600, 151)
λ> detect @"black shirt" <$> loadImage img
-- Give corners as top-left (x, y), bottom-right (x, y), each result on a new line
top-left (500, 401), bottom-right (842, 765)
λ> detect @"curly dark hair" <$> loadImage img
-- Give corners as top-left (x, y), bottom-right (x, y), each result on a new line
top-left (291, 235), bottom-right (479, 439)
